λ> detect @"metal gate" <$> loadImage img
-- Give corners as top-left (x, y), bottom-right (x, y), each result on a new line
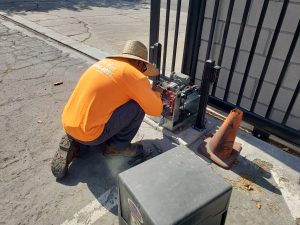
top-left (149, 0), bottom-right (300, 146)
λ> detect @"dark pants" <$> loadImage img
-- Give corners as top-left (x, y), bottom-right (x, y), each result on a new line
top-left (74, 100), bottom-right (145, 149)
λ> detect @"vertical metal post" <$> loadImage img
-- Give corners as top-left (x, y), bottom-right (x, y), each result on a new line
top-left (211, 0), bottom-right (235, 96)
top-left (149, 0), bottom-right (161, 60)
top-left (250, 0), bottom-right (289, 112)
top-left (205, 0), bottom-right (220, 60)
top-left (265, 20), bottom-right (300, 118)
top-left (162, 0), bottom-right (171, 76)
top-left (150, 43), bottom-right (162, 82)
top-left (189, 0), bottom-right (207, 84)
top-left (181, 0), bottom-right (202, 75)
top-left (282, 80), bottom-right (300, 124)
top-left (195, 60), bottom-right (219, 129)
top-left (237, 0), bottom-right (270, 106)
top-left (155, 43), bottom-right (162, 72)
top-left (171, 0), bottom-right (182, 72)
top-left (224, 0), bottom-right (252, 101)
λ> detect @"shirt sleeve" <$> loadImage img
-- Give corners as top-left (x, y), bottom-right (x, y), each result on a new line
top-left (123, 66), bottom-right (163, 116)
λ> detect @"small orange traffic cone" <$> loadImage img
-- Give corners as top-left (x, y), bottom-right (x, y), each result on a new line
top-left (198, 108), bottom-right (243, 169)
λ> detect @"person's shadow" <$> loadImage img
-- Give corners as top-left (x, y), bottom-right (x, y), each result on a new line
top-left (58, 137), bottom-right (177, 216)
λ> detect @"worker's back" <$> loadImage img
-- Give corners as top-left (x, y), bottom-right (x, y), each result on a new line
top-left (62, 58), bottom-right (162, 142)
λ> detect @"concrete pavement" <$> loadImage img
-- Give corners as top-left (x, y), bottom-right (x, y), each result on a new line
top-left (0, 18), bottom-right (117, 225)
top-left (0, 0), bottom-right (187, 73)
top-left (0, 6), bottom-right (299, 225)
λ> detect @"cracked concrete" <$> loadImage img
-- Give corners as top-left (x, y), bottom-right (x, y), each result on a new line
top-left (65, 17), bottom-right (92, 43)
top-left (0, 0), bottom-right (187, 73)
top-left (0, 19), bottom-right (105, 225)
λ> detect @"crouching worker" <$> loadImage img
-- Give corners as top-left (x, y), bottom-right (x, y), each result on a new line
top-left (51, 40), bottom-right (163, 179)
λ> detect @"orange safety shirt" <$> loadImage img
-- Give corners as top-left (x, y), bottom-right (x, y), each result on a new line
top-left (61, 58), bottom-right (163, 142)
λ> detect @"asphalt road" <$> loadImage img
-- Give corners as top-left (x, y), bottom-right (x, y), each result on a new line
top-left (0, 19), bottom-right (119, 225)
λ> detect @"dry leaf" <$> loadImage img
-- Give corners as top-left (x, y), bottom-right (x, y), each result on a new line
top-left (240, 178), bottom-right (254, 191)
top-left (54, 81), bottom-right (63, 86)
top-left (244, 183), bottom-right (253, 191)
top-left (256, 202), bottom-right (262, 209)
top-left (279, 177), bottom-right (289, 183)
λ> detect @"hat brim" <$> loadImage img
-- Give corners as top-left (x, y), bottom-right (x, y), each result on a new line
top-left (106, 54), bottom-right (159, 77)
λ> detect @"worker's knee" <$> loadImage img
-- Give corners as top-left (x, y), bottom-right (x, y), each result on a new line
top-left (126, 100), bottom-right (145, 116)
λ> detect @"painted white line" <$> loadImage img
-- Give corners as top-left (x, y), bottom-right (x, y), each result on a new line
top-left (61, 186), bottom-right (118, 225)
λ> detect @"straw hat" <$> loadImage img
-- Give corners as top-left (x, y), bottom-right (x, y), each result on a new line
top-left (106, 40), bottom-right (159, 76)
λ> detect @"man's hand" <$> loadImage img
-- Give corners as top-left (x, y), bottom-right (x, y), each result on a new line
top-left (152, 84), bottom-right (164, 94)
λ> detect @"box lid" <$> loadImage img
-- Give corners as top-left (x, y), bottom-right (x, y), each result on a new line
top-left (118, 145), bottom-right (231, 225)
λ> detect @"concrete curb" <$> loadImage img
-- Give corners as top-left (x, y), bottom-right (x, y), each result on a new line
top-left (143, 116), bottom-right (214, 146)
top-left (0, 12), bottom-right (109, 61)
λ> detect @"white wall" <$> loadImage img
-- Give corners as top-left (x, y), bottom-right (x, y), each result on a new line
top-left (195, 0), bottom-right (300, 130)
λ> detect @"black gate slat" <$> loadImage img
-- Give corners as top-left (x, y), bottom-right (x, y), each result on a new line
top-left (266, 20), bottom-right (300, 118)
top-left (223, 0), bottom-right (252, 101)
top-left (162, 0), bottom-right (171, 76)
top-left (282, 80), bottom-right (300, 124)
top-left (189, 0), bottom-right (207, 84)
top-left (195, 60), bottom-right (216, 129)
top-left (149, 0), bottom-right (161, 48)
top-left (171, 0), bottom-right (182, 72)
top-left (211, 0), bottom-right (235, 96)
top-left (181, 0), bottom-right (202, 76)
top-left (208, 96), bottom-right (300, 146)
top-left (237, 0), bottom-right (270, 106)
top-left (150, 0), bottom-right (298, 145)
top-left (250, 0), bottom-right (289, 112)
top-left (205, 0), bottom-right (220, 60)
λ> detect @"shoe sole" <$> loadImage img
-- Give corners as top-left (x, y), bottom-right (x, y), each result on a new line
top-left (51, 135), bottom-right (79, 179)
top-left (51, 148), bottom-right (68, 179)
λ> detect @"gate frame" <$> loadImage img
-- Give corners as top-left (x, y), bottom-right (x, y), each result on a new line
top-left (150, 0), bottom-right (300, 146)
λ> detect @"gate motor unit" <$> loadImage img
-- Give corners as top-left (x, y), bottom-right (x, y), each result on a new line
top-left (151, 72), bottom-right (200, 130)
top-left (118, 146), bottom-right (232, 225)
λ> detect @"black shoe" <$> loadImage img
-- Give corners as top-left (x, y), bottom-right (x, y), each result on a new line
top-left (51, 135), bottom-right (80, 179)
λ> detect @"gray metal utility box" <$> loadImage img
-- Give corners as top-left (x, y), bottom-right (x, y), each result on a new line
top-left (118, 145), bottom-right (232, 225)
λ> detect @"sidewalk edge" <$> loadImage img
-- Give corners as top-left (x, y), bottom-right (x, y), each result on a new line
top-left (0, 12), bottom-right (109, 61)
